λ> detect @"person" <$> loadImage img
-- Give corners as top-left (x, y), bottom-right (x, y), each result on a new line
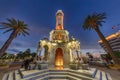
top-left (21, 59), bottom-right (25, 68)
top-left (102, 59), bottom-right (110, 69)
top-left (24, 59), bottom-right (30, 70)
top-left (110, 59), bottom-right (114, 64)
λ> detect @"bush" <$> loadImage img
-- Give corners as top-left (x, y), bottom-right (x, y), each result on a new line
top-left (0, 63), bottom-right (8, 66)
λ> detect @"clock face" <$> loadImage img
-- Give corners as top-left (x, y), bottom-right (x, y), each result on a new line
top-left (57, 13), bottom-right (62, 16)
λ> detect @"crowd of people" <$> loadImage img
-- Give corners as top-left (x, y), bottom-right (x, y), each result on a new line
top-left (21, 58), bottom-right (34, 70)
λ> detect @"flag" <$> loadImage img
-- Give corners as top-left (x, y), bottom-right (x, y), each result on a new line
top-left (112, 26), bottom-right (117, 29)
top-left (112, 24), bottom-right (120, 30)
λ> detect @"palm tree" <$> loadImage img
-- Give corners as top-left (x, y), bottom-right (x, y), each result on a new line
top-left (0, 18), bottom-right (29, 57)
top-left (82, 13), bottom-right (120, 65)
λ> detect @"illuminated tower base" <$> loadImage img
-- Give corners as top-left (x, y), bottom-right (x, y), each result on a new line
top-left (37, 10), bottom-right (81, 69)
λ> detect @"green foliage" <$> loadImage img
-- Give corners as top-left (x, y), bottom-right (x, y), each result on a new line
top-left (31, 52), bottom-right (37, 58)
top-left (0, 52), bottom-right (16, 59)
top-left (0, 61), bottom-right (8, 66)
top-left (101, 54), bottom-right (112, 60)
top-left (0, 18), bottom-right (30, 36)
top-left (0, 63), bottom-right (8, 66)
top-left (2, 52), bottom-right (7, 57)
top-left (83, 13), bottom-right (106, 30)
top-left (0, 48), bottom-right (37, 60)
top-left (16, 48), bottom-right (37, 59)
top-left (0, 18), bottom-right (30, 57)
top-left (114, 51), bottom-right (120, 58)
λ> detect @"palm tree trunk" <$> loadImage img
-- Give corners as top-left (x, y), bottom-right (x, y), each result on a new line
top-left (95, 28), bottom-right (120, 64)
top-left (0, 30), bottom-right (18, 57)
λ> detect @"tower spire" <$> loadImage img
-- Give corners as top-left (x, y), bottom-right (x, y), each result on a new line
top-left (56, 10), bottom-right (64, 30)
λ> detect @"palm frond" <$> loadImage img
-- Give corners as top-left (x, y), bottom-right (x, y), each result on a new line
top-left (22, 30), bottom-right (30, 35)
top-left (24, 26), bottom-right (30, 31)
top-left (3, 29), bottom-right (13, 34)
top-left (21, 32), bottom-right (26, 36)
top-left (1, 22), bottom-right (13, 28)
top-left (0, 27), bottom-right (8, 29)
top-left (1, 18), bottom-right (30, 37)
top-left (83, 12), bottom-right (106, 30)
top-left (7, 18), bottom-right (17, 25)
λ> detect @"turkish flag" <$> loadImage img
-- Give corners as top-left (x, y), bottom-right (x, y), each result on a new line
top-left (112, 26), bottom-right (116, 29)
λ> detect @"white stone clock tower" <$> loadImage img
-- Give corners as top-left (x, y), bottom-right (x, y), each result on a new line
top-left (37, 10), bottom-right (81, 70)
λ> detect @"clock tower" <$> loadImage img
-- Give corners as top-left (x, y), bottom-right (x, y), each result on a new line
top-left (56, 10), bottom-right (64, 30)
top-left (37, 10), bottom-right (81, 69)
top-left (50, 10), bottom-right (69, 42)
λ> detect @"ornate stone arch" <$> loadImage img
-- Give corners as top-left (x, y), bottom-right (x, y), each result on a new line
top-left (67, 37), bottom-right (81, 62)
top-left (37, 38), bottom-right (50, 61)
top-left (43, 45), bottom-right (49, 60)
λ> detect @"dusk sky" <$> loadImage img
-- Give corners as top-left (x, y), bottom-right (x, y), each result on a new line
top-left (0, 0), bottom-right (120, 54)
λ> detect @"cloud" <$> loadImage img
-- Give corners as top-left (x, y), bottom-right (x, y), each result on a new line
top-left (13, 42), bottom-right (22, 47)
top-left (8, 49), bottom-right (20, 53)
top-left (80, 41), bottom-right (100, 49)
top-left (81, 49), bottom-right (105, 54)
top-left (30, 25), bottom-right (52, 36)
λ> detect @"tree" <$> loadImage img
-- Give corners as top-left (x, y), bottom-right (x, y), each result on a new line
top-left (16, 51), bottom-right (24, 59)
top-left (0, 52), bottom-right (7, 59)
top-left (25, 48), bottom-right (31, 54)
top-left (24, 48), bottom-right (31, 58)
top-left (31, 52), bottom-right (37, 58)
top-left (82, 13), bottom-right (120, 65)
top-left (0, 18), bottom-right (30, 57)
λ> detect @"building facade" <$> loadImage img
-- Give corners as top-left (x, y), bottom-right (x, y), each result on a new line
top-left (37, 10), bottom-right (81, 69)
top-left (98, 31), bottom-right (120, 52)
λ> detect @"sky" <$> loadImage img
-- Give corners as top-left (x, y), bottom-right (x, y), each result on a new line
top-left (0, 0), bottom-right (120, 54)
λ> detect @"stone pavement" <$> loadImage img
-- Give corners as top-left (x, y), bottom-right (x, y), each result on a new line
top-left (0, 64), bottom-right (21, 80)
top-left (91, 66), bottom-right (120, 80)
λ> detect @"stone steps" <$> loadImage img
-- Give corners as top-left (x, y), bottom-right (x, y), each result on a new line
top-left (36, 75), bottom-right (81, 80)
top-left (2, 70), bottom-right (21, 80)
top-left (15, 70), bottom-right (21, 80)
top-left (8, 71), bottom-right (13, 80)
top-left (92, 69), bottom-right (113, 80)
top-left (68, 72), bottom-right (92, 80)
top-left (2, 73), bottom-right (9, 80)
top-left (49, 79), bottom-right (69, 80)
top-left (22, 72), bottom-right (49, 80)
top-left (20, 69), bottom-right (93, 80)
top-left (68, 69), bottom-right (91, 77)
top-left (2, 68), bottom-right (112, 80)
top-left (20, 69), bottom-right (49, 79)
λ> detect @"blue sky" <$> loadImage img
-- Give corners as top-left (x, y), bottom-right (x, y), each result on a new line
top-left (0, 0), bottom-right (120, 54)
